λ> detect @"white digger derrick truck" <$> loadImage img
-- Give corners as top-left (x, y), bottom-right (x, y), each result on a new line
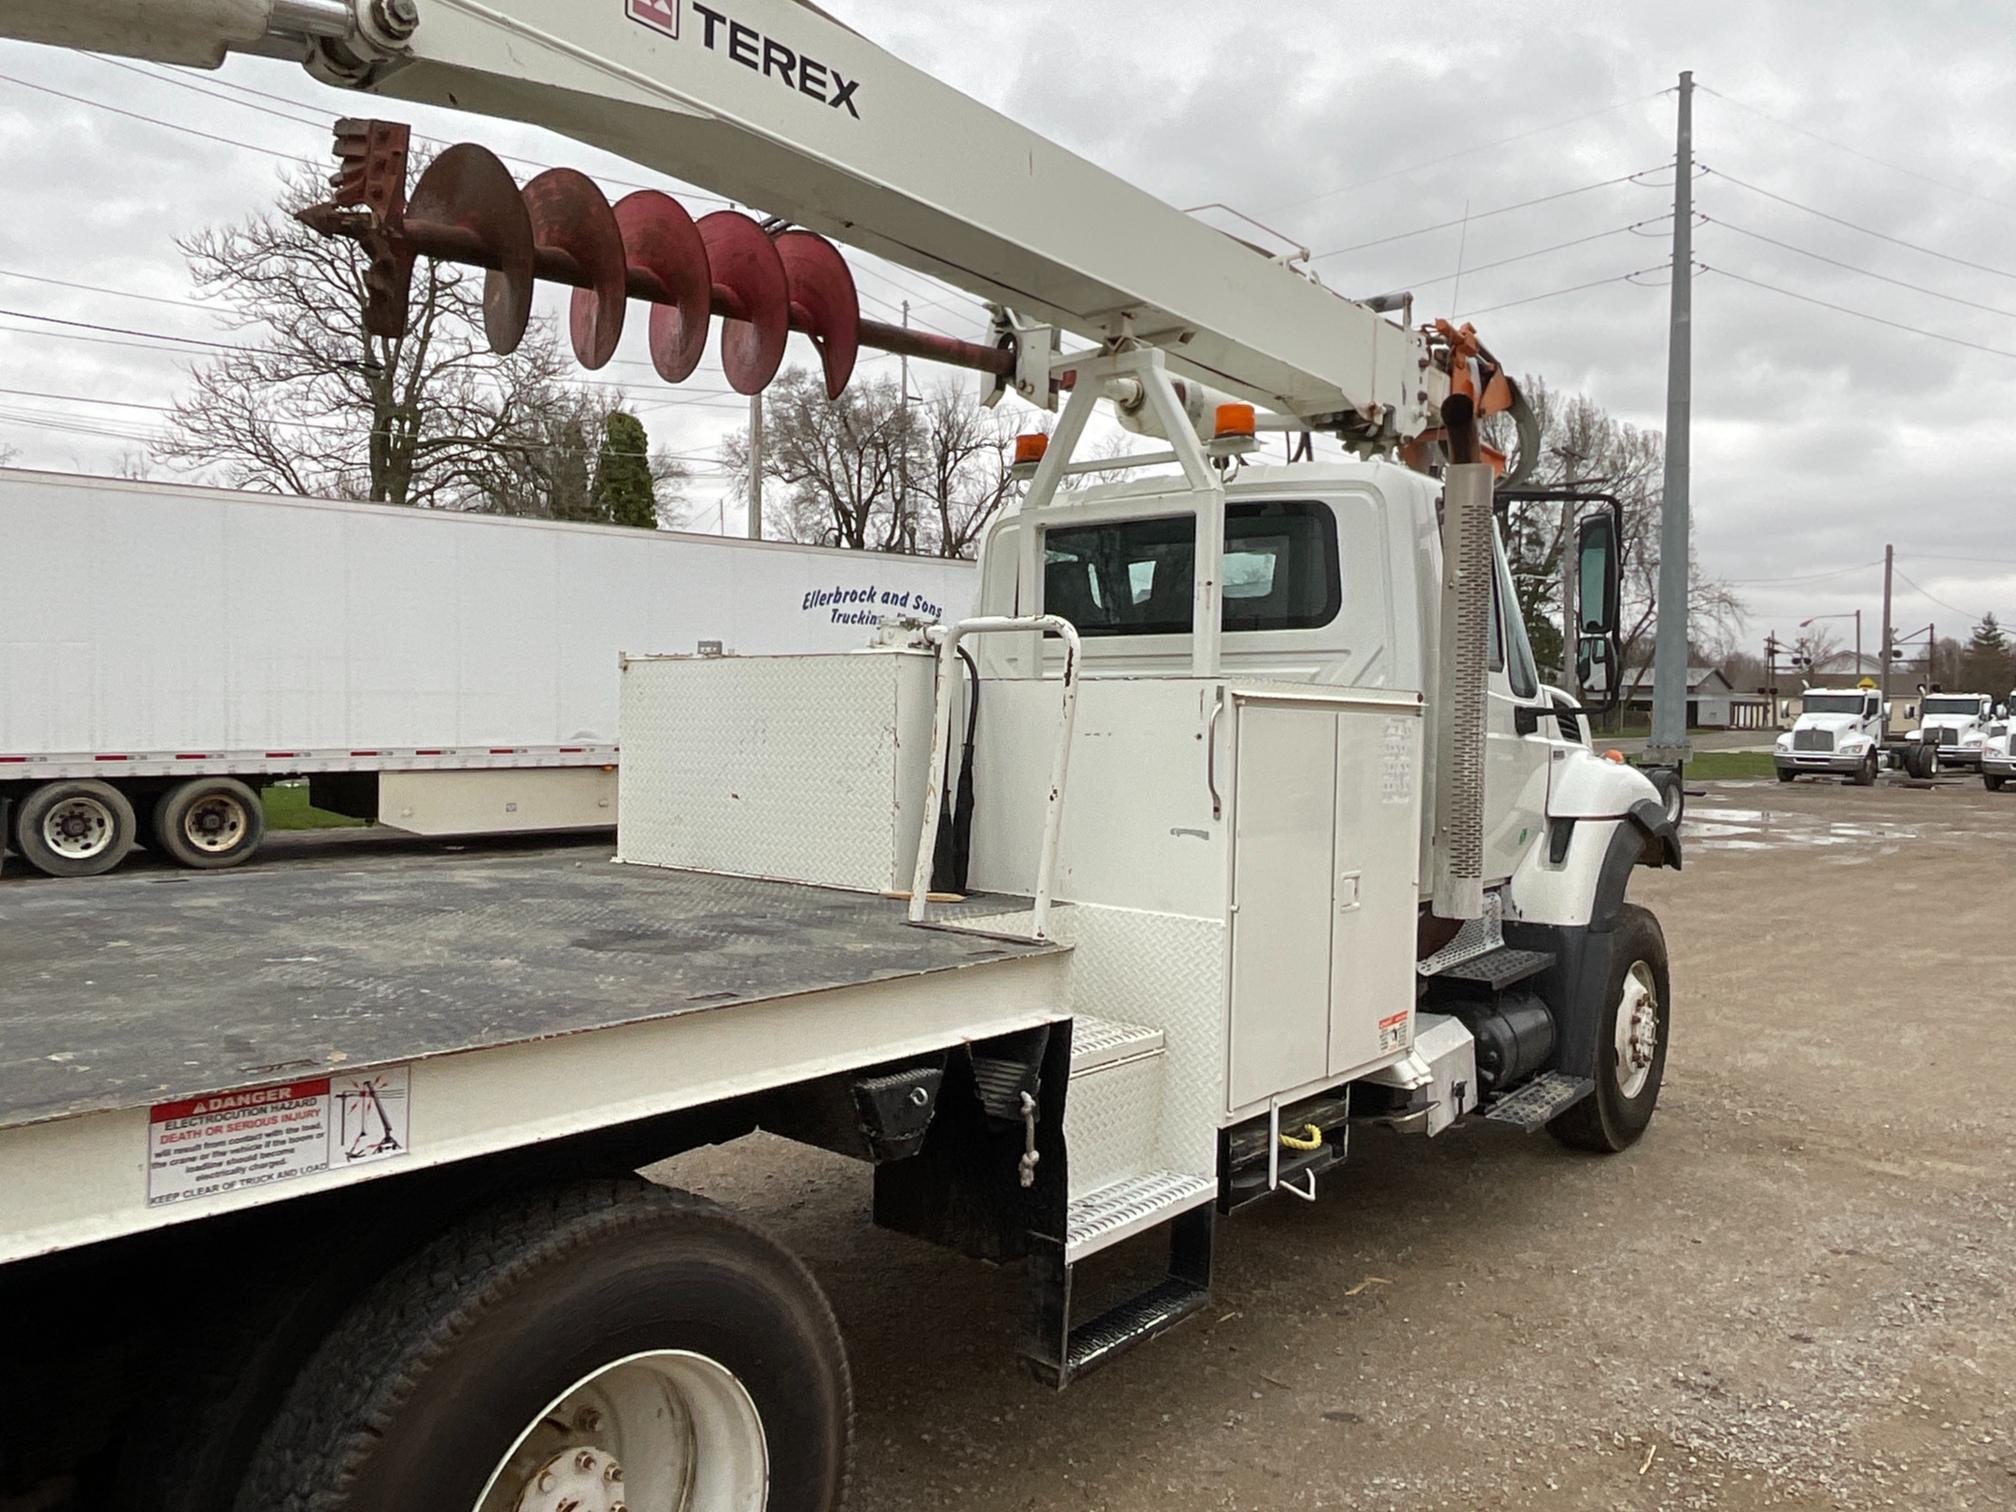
top-left (0, 5), bottom-right (1682, 1509)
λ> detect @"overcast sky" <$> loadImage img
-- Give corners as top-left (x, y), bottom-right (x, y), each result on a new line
top-left (1, 1), bottom-right (2013, 655)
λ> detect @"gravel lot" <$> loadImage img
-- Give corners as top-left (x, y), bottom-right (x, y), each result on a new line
top-left (651, 777), bottom-right (2016, 1511)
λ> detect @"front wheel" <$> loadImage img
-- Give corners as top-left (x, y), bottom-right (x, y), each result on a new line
top-left (1551, 903), bottom-right (1670, 1154)
top-left (1776, 767), bottom-right (1796, 783)
top-left (1987, 775), bottom-right (2007, 792)
top-left (235, 1179), bottom-right (851, 1512)
top-left (1852, 752), bottom-right (1879, 786)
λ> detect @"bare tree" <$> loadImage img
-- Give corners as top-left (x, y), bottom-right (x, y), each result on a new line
top-left (723, 369), bottom-right (1019, 556)
top-left (1489, 375), bottom-right (1743, 690)
top-left (158, 164), bottom-right (609, 515)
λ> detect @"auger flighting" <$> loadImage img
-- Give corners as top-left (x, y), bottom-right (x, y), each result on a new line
top-left (296, 118), bottom-right (1014, 398)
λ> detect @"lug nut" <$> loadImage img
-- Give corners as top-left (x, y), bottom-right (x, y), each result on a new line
top-left (605, 1466), bottom-right (624, 1484)
top-left (574, 1450), bottom-right (598, 1471)
top-left (536, 1471), bottom-right (556, 1493)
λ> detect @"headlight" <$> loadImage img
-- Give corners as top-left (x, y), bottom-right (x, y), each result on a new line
top-left (1840, 737), bottom-right (1871, 753)
top-left (1775, 734), bottom-right (1792, 749)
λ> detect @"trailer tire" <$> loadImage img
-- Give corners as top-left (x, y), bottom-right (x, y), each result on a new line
top-left (233, 1178), bottom-right (851, 1512)
top-left (1550, 904), bottom-right (1668, 1155)
top-left (13, 779), bottom-right (137, 877)
top-left (154, 777), bottom-right (265, 869)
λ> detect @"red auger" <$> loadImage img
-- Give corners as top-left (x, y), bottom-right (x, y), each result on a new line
top-left (298, 119), bottom-right (1012, 397)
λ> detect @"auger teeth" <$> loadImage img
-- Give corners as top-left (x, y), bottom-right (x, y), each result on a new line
top-left (303, 119), bottom-right (898, 400)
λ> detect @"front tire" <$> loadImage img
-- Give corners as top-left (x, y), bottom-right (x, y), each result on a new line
top-left (1551, 904), bottom-right (1669, 1154)
top-left (154, 777), bottom-right (265, 870)
top-left (1987, 775), bottom-right (2007, 792)
top-left (14, 779), bottom-right (137, 877)
top-left (1852, 751), bottom-right (1878, 786)
top-left (1776, 767), bottom-right (1796, 783)
top-left (235, 1179), bottom-right (852, 1512)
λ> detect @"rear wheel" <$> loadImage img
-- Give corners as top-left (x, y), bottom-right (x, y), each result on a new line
top-left (154, 777), bottom-right (265, 870)
top-left (234, 1179), bottom-right (851, 1512)
top-left (1551, 904), bottom-right (1669, 1154)
top-left (14, 779), bottom-right (137, 877)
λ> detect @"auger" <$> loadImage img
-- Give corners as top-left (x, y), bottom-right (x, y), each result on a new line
top-left (296, 118), bottom-right (1014, 398)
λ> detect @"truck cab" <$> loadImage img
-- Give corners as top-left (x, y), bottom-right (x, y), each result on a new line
top-left (1775, 688), bottom-right (1886, 783)
top-left (972, 460), bottom-right (1664, 912)
top-left (1909, 692), bottom-right (1995, 768)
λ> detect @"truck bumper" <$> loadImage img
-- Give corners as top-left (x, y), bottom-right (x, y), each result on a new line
top-left (1940, 749), bottom-right (1981, 769)
top-left (1775, 753), bottom-right (1866, 775)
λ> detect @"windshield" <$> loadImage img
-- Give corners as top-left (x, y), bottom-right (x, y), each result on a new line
top-left (1802, 693), bottom-right (1863, 715)
top-left (1924, 697), bottom-right (1980, 717)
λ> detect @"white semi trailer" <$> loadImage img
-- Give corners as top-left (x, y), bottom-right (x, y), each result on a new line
top-left (0, 469), bottom-right (974, 877)
top-left (0, 4), bottom-right (1684, 1510)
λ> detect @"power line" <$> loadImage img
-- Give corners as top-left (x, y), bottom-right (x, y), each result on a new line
top-left (1892, 564), bottom-right (1999, 625)
top-left (1392, 219), bottom-right (1658, 291)
top-left (1707, 168), bottom-right (2016, 283)
top-left (1703, 218), bottom-right (2016, 318)
top-left (1697, 85), bottom-right (2016, 216)
top-left (1460, 263), bottom-right (1670, 316)
top-left (1707, 266), bottom-right (2016, 362)
top-left (0, 71), bottom-right (308, 162)
top-left (1724, 558), bottom-right (1885, 586)
top-left (0, 266), bottom-right (220, 313)
top-left (1309, 169), bottom-right (1660, 262)
top-left (1267, 94), bottom-right (1662, 215)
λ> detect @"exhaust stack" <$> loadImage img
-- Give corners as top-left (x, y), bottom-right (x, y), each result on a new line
top-left (1431, 460), bottom-right (1495, 922)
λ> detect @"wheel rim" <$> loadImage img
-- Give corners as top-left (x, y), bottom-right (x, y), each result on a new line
top-left (40, 796), bottom-right (117, 860)
top-left (475, 1349), bottom-right (769, 1512)
top-left (1612, 961), bottom-right (1659, 1101)
top-left (181, 793), bottom-right (249, 855)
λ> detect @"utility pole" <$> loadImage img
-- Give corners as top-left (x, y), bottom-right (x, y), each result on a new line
top-left (746, 392), bottom-right (763, 540)
top-left (1647, 69), bottom-right (1694, 767)
top-left (1879, 544), bottom-right (1894, 706)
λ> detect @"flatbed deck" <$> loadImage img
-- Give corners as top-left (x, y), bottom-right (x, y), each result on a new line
top-left (0, 846), bottom-right (1072, 1262)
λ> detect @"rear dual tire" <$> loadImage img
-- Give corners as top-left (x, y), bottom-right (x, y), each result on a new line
top-left (11, 779), bottom-right (137, 878)
top-left (153, 777), bottom-right (264, 870)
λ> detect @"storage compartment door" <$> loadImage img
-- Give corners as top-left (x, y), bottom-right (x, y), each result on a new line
top-left (1329, 707), bottom-right (1425, 1075)
top-left (1227, 704), bottom-right (1337, 1111)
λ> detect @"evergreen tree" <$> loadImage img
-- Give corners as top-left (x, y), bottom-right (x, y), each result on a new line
top-left (591, 411), bottom-right (660, 529)
top-left (1960, 613), bottom-right (2014, 695)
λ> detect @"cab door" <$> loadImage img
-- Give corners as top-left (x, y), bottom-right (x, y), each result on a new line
top-left (1483, 528), bottom-right (1554, 882)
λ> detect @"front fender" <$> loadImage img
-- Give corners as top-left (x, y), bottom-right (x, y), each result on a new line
top-left (1547, 745), bottom-right (1662, 818)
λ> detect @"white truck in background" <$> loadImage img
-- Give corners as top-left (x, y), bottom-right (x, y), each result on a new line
top-left (0, 469), bottom-right (974, 878)
top-left (1774, 687), bottom-right (1890, 783)
top-left (1906, 692), bottom-right (1995, 769)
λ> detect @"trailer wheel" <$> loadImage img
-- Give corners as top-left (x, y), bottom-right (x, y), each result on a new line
top-left (1551, 904), bottom-right (1669, 1155)
top-left (154, 777), bottom-right (265, 869)
top-left (13, 779), bottom-right (137, 877)
top-left (234, 1179), bottom-right (851, 1512)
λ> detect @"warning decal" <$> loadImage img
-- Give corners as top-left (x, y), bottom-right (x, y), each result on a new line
top-left (147, 1067), bottom-right (411, 1208)
top-left (1377, 1010), bottom-right (1412, 1056)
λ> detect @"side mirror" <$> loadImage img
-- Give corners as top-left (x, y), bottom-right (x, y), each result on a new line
top-left (1576, 511), bottom-right (1621, 638)
top-left (1577, 637), bottom-right (1617, 694)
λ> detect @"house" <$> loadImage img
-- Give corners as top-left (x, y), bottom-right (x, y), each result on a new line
top-left (1616, 666), bottom-right (1757, 729)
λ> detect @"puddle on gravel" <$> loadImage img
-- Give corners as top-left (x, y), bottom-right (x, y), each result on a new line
top-left (1687, 805), bottom-right (1929, 852)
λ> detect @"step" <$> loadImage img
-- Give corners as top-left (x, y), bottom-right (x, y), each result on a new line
top-left (1065, 1168), bottom-right (1215, 1263)
top-left (1063, 1016), bottom-right (1169, 1201)
top-left (1025, 1203), bottom-right (1214, 1389)
top-left (1435, 945), bottom-right (1556, 992)
top-left (1069, 1015), bottom-right (1164, 1074)
top-left (1037, 1275), bottom-right (1211, 1387)
top-left (1482, 1071), bottom-right (1594, 1132)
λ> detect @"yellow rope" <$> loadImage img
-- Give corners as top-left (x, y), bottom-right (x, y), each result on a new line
top-left (1278, 1123), bottom-right (1323, 1152)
